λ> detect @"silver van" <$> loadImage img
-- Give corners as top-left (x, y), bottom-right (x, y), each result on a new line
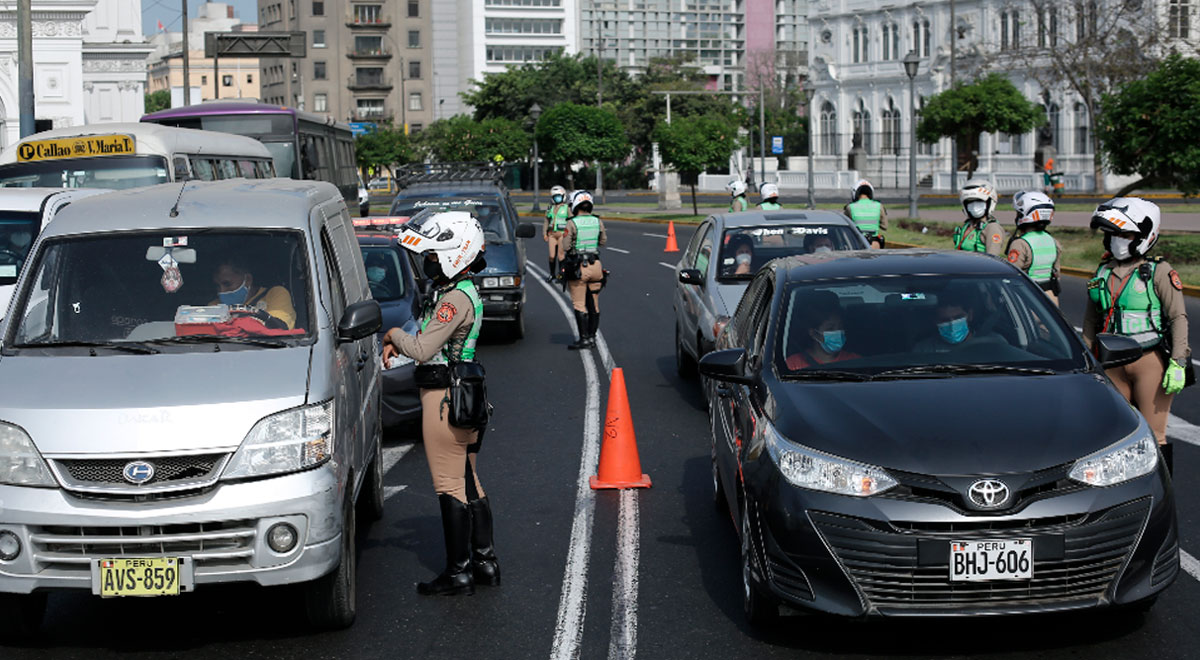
top-left (0, 179), bottom-right (383, 634)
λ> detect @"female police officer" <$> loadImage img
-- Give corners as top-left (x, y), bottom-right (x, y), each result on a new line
top-left (1085, 198), bottom-right (1191, 472)
top-left (544, 185), bottom-right (570, 281)
top-left (382, 210), bottom-right (499, 596)
top-left (563, 190), bottom-right (606, 350)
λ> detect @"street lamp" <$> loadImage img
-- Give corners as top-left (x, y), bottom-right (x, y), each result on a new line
top-left (903, 50), bottom-right (921, 220)
top-left (802, 80), bottom-right (816, 209)
top-left (530, 102), bottom-right (543, 213)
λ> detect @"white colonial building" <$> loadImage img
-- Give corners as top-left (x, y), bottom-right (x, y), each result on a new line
top-left (0, 0), bottom-right (151, 148)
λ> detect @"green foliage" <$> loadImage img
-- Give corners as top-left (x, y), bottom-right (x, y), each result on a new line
top-left (743, 89), bottom-right (811, 165)
top-left (655, 114), bottom-right (739, 176)
top-left (416, 115), bottom-right (531, 163)
top-left (355, 124), bottom-right (415, 178)
top-left (917, 74), bottom-right (1044, 154)
top-left (535, 103), bottom-right (629, 166)
top-left (144, 90), bottom-right (171, 114)
top-left (1097, 55), bottom-right (1200, 196)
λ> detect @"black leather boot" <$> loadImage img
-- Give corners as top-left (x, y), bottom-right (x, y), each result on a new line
top-left (587, 312), bottom-right (600, 345)
top-left (568, 311), bottom-right (591, 350)
top-left (1163, 442), bottom-right (1174, 476)
top-left (547, 258), bottom-right (557, 282)
top-left (468, 497), bottom-right (501, 586)
top-left (417, 495), bottom-right (475, 596)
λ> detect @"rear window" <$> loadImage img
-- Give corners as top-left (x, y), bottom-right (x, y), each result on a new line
top-left (718, 224), bottom-right (863, 281)
top-left (389, 197), bottom-right (510, 242)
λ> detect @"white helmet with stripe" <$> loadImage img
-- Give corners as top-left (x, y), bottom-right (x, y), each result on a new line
top-left (960, 178), bottom-right (998, 220)
top-left (1091, 197), bottom-right (1162, 259)
top-left (550, 185), bottom-right (567, 203)
top-left (395, 210), bottom-right (484, 279)
top-left (1012, 190), bottom-right (1055, 228)
top-left (852, 179), bottom-right (875, 200)
top-left (570, 190), bottom-right (594, 215)
top-left (759, 182), bottom-right (779, 200)
top-left (726, 179), bottom-right (747, 196)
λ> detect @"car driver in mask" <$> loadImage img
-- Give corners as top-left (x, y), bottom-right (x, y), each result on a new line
top-left (211, 258), bottom-right (297, 330)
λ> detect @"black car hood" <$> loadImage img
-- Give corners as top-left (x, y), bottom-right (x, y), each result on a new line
top-left (769, 373), bottom-right (1141, 476)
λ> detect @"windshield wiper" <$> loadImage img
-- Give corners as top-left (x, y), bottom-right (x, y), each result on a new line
top-left (15, 340), bottom-right (159, 355)
top-left (873, 364), bottom-right (1058, 379)
top-left (780, 370), bottom-right (871, 382)
top-left (146, 335), bottom-right (291, 349)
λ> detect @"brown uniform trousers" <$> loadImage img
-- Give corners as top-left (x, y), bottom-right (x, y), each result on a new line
top-left (570, 259), bottom-right (604, 313)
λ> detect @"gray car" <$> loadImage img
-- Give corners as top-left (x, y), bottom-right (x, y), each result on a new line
top-left (673, 210), bottom-right (869, 376)
top-left (0, 179), bottom-right (382, 635)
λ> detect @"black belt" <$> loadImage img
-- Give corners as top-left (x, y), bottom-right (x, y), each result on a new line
top-left (414, 363), bottom-right (451, 389)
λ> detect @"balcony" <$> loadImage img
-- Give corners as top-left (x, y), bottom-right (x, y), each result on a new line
top-left (346, 74), bottom-right (393, 91)
top-left (351, 111), bottom-right (393, 125)
top-left (345, 12), bottom-right (391, 28)
top-left (347, 46), bottom-right (393, 60)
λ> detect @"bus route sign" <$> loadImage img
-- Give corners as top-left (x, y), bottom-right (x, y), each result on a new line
top-left (17, 134), bottom-right (136, 162)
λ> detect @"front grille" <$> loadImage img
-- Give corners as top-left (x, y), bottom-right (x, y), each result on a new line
top-left (30, 520), bottom-right (257, 575)
top-left (57, 454), bottom-right (226, 486)
top-left (811, 499), bottom-right (1150, 611)
top-left (885, 464), bottom-right (1082, 515)
top-left (767, 553), bottom-right (814, 601)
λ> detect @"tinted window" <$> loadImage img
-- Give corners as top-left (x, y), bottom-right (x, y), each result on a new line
top-left (0, 211), bottom-right (40, 285)
top-left (389, 197), bottom-right (510, 241)
top-left (718, 224), bottom-right (863, 281)
top-left (0, 156), bottom-right (170, 189)
top-left (360, 245), bottom-right (406, 301)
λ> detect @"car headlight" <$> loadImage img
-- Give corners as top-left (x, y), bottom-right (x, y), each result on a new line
top-left (764, 422), bottom-right (897, 497)
top-left (222, 400), bottom-right (334, 480)
top-left (1068, 424), bottom-right (1158, 487)
top-left (0, 422), bottom-right (55, 487)
top-left (480, 275), bottom-right (519, 288)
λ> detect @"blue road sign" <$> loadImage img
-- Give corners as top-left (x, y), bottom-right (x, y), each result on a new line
top-left (771, 136), bottom-right (784, 154)
top-left (349, 122), bottom-right (377, 137)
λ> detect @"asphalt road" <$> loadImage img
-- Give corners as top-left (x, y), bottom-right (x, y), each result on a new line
top-left (7, 221), bottom-right (1200, 659)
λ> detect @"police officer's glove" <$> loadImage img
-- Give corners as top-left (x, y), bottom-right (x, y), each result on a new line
top-left (1164, 359), bottom-right (1187, 395)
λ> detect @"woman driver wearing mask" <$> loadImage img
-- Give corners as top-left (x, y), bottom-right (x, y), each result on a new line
top-left (785, 291), bottom-right (859, 369)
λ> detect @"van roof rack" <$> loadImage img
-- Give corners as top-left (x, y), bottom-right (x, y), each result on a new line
top-left (393, 162), bottom-right (508, 188)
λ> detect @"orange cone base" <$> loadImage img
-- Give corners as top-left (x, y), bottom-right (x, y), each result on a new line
top-left (590, 474), bottom-right (652, 490)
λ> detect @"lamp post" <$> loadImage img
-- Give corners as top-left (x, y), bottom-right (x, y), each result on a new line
top-left (802, 80), bottom-right (816, 209)
top-left (530, 103), bottom-right (543, 213)
top-left (903, 50), bottom-right (921, 220)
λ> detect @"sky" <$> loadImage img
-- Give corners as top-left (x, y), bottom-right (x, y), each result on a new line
top-left (141, 0), bottom-right (259, 39)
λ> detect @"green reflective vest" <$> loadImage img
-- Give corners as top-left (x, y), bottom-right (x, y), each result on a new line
top-left (953, 221), bottom-right (989, 253)
top-left (546, 203), bottom-right (570, 231)
top-left (420, 279), bottom-right (483, 363)
top-left (1089, 261), bottom-right (1163, 349)
top-left (572, 215), bottom-right (601, 253)
top-left (847, 199), bottom-right (883, 235)
top-left (758, 201), bottom-right (782, 211)
top-left (1020, 231), bottom-right (1057, 283)
top-left (729, 196), bottom-right (748, 213)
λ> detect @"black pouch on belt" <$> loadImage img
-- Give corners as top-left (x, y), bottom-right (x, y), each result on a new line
top-left (414, 363), bottom-right (451, 389)
top-left (448, 361), bottom-right (492, 430)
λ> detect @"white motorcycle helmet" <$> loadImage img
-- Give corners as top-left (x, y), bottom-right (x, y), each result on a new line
top-left (852, 179), bottom-right (875, 201)
top-left (760, 182), bottom-right (779, 200)
top-left (960, 178), bottom-right (998, 220)
top-left (570, 190), bottom-right (594, 215)
top-left (1012, 191), bottom-right (1055, 228)
top-left (726, 180), bottom-right (747, 197)
top-left (550, 185), bottom-right (567, 204)
top-left (1091, 197), bottom-right (1161, 259)
top-left (396, 210), bottom-right (484, 279)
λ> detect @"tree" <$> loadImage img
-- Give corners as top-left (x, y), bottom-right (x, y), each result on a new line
top-left (917, 74), bottom-right (1045, 177)
top-left (416, 115), bottom-right (531, 164)
top-left (144, 90), bottom-right (170, 114)
top-left (535, 103), bottom-right (628, 187)
top-left (1098, 55), bottom-right (1200, 196)
top-left (355, 124), bottom-right (415, 181)
top-left (655, 114), bottom-right (739, 215)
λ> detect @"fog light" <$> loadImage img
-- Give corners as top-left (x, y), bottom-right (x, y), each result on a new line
top-left (267, 523), bottom-right (298, 553)
top-left (0, 530), bottom-right (21, 561)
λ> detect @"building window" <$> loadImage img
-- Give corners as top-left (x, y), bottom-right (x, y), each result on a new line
top-left (881, 99), bottom-right (901, 155)
top-left (851, 26), bottom-right (868, 63)
top-left (1049, 8), bottom-right (1059, 47)
top-left (247, 73), bottom-right (254, 83)
top-left (408, 30), bottom-right (421, 48)
top-left (853, 100), bottom-right (872, 154)
top-left (408, 0), bottom-right (419, 17)
top-left (1170, 0), bottom-right (1191, 39)
top-left (997, 132), bottom-right (1024, 155)
top-left (913, 19), bottom-right (931, 57)
top-left (314, 93), bottom-right (327, 112)
top-left (312, 0), bottom-right (323, 15)
top-left (485, 17), bottom-right (563, 34)
top-left (1074, 103), bottom-right (1089, 154)
top-left (314, 61), bottom-right (326, 80)
top-left (1046, 103), bottom-right (1061, 151)
top-left (355, 36), bottom-right (384, 55)
top-left (409, 92), bottom-right (423, 111)
top-left (486, 45), bottom-right (561, 63)
top-left (313, 29), bottom-right (325, 48)
top-left (222, 74), bottom-right (233, 87)
top-left (201, 75), bottom-right (207, 85)
top-left (916, 96), bottom-right (932, 155)
top-left (408, 60), bottom-right (421, 79)
top-left (410, 122), bottom-right (423, 133)
top-left (881, 23), bottom-right (899, 61)
top-left (356, 67), bottom-right (384, 86)
top-left (357, 98), bottom-right (385, 119)
top-left (999, 11), bottom-right (1020, 51)
top-left (819, 101), bottom-right (838, 155)
top-left (353, 4), bottom-right (382, 24)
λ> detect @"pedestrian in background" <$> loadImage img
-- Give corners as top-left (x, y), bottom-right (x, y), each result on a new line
top-left (727, 179), bottom-right (749, 213)
top-left (844, 179), bottom-right (886, 248)
top-left (757, 182), bottom-right (782, 210)
top-left (543, 185), bottom-right (570, 282)
top-left (562, 190), bottom-right (606, 350)
top-left (1007, 191), bottom-right (1063, 305)
top-left (953, 178), bottom-right (1005, 256)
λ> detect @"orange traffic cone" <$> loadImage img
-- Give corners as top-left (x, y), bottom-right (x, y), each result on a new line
top-left (663, 221), bottom-right (680, 252)
top-left (590, 368), bottom-right (652, 490)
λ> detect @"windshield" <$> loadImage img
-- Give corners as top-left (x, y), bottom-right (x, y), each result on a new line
top-left (361, 245), bottom-right (406, 301)
top-left (776, 275), bottom-right (1086, 376)
top-left (9, 229), bottom-right (312, 349)
top-left (390, 197), bottom-right (510, 242)
top-left (0, 212), bottom-right (39, 285)
top-left (262, 142), bottom-right (298, 179)
top-left (718, 224), bottom-right (863, 280)
top-left (0, 156), bottom-right (170, 189)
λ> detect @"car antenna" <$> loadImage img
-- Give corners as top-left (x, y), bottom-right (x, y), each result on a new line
top-left (169, 180), bottom-right (188, 218)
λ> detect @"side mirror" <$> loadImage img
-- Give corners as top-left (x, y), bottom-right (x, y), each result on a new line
top-left (516, 222), bottom-right (537, 239)
top-left (699, 348), bottom-right (753, 384)
top-left (1095, 333), bottom-right (1143, 369)
top-left (338, 299), bottom-right (382, 342)
top-left (678, 268), bottom-right (703, 285)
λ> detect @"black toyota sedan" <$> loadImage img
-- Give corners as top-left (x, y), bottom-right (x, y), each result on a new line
top-left (701, 249), bottom-right (1177, 625)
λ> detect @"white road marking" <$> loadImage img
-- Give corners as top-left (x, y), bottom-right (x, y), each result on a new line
top-left (1181, 550), bottom-right (1200, 582)
top-left (382, 443), bottom-right (415, 475)
top-left (528, 263), bottom-right (615, 375)
top-left (657, 262), bottom-right (676, 270)
top-left (1168, 414), bottom-right (1200, 447)
top-left (607, 490), bottom-right (641, 660)
top-left (607, 247), bottom-right (631, 254)
top-left (642, 232), bottom-right (668, 239)
top-left (383, 485), bottom-right (408, 500)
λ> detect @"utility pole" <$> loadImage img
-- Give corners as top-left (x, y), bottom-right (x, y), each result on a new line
top-left (595, 27), bottom-right (605, 203)
top-left (17, 0), bottom-right (34, 136)
top-left (181, 0), bottom-right (191, 106)
top-left (949, 0), bottom-right (956, 192)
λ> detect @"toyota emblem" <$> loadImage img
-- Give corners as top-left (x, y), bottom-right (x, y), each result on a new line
top-left (122, 461), bottom-right (156, 485)
top-left (968, 479), bottom-right (1010, 509)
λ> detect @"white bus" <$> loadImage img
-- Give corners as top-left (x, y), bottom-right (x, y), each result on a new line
top-left (0, 123), bottom-right (275, 189)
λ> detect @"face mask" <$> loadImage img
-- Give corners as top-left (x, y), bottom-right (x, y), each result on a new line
top-left (217, 276), bottom-right (250, 305)
top-left (1109, 236), bottom-right (1134, 261)
top-left (552, 194), bottom-right (564, 204)
top-left (965, 201), bottom-right (988, 219)
top-left (423, 258), bottom-right (445, 280)
top-left (367, 266), bottom-right (386, 283)
top-left (814, 246), bottom-right (832, 254)
top-left (735, 253), bottom-right (752, 266)
top-left (938, 316), bottom-right (970, 344)
top-left (819, 329), bottom-right (846, 354)
top-left (10, 232), bottom-right (30, 249)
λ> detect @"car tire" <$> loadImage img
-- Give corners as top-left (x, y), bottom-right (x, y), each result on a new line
top-left (675, 323), bottom-right (697, 378)
top-left (509, 309), bottom-right (525, 341)
top-left (304, 497), bottom-right (357, 630)
top-left (711, 417), bottom-right (727, 513)
top-left (360, 434), bottom-right (385, 523)
top-left (0, 593), bottom-right (45, 640)
top-left (741, 503), bottom-right (778, 628)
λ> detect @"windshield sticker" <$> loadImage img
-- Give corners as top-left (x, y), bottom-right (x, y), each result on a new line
top-left (789, 227), bottom-right (829, 235)
top-left (0, 265), bottom-right (15, 277)
top-left (900, 293), bottom-right (926, 300)
top-left (163, 237), bottom-right (188, 247)
top-left (722, 258), bottom-right (735, 265)
top-left (413, 199), bottom-right (483, 208)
